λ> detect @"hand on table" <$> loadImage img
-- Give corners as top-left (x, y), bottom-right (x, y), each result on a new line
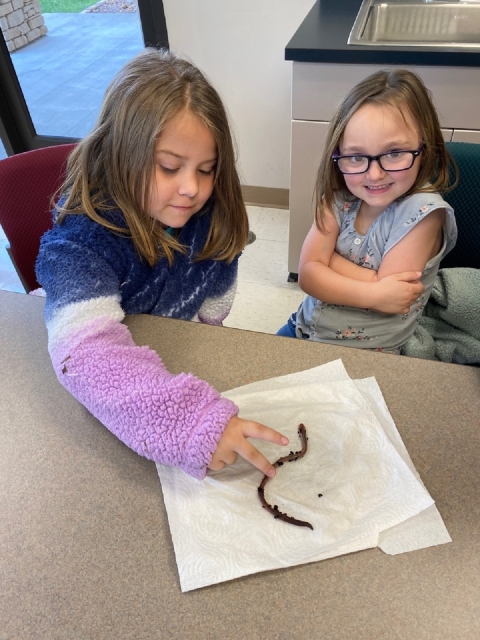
top-left (208, 416), bottom-right (288, 477)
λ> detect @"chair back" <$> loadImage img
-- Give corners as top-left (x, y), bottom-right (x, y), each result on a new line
top-left (441, 142), bottom-right (480, 269)
top-left (0, 144), bottom-right (76, 292)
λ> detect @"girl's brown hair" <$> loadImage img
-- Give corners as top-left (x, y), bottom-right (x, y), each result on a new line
top-left (315, 68), bottom-right (458, 230)
top-left (56, 48), bottom-right (248, 265)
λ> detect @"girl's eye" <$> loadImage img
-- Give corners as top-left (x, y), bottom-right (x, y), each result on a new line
top-left (350, 156), bottom-right (366, 164)
top-left (160, 166), bottom-right (178, 175)
top-left (385, 151), bottom-right (404, 160)
top-left (199, 167), bottom-right (215, 176)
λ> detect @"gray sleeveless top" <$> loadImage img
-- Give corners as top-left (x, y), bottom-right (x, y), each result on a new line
top-left (294, 191), bottom-right (457, 351)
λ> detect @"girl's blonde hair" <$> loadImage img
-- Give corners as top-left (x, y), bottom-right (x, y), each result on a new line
top-left (315, 68), bottom-right (458, 230)
top-left (57, 48), bottom-right (248, 265)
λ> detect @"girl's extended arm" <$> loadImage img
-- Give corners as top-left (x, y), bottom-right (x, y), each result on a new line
top-left (37, 230), bottom-right (286, 480)
top-left (298, 208), bottom-right (424, 314)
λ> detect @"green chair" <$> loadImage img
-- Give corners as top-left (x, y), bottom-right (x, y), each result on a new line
top-left (441, 142), bottom-right (480, 270)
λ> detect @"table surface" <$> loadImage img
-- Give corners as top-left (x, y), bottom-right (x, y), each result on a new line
top-left (1, 290), bottom-right (479, 640)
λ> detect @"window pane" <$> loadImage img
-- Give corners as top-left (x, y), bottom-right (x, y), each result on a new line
top-left (9, 9), bottom-right (144, 138)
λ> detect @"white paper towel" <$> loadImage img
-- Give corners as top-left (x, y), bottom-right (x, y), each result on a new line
top-left (354, 376), bottom-right (451, 554)
top-left (156, 359), bottom-right (450, 592)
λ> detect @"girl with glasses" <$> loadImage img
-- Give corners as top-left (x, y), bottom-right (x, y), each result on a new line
top-left (278, 69), bottom-right (458, 353)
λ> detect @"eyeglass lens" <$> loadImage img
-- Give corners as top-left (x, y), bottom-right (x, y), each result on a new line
top-left (337, 150), bottom-right (416, 174)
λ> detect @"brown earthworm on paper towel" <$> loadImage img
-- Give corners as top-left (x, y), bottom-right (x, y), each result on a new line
top-left (257, 424), bottom-right (313, 531)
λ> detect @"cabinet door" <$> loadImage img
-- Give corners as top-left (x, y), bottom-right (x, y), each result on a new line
top-left (441, 129), bottom-right (453, 142)
top-left (451, 130), bottom-right (480, 143)
top-left (288, 120), bottom-right (329, 274)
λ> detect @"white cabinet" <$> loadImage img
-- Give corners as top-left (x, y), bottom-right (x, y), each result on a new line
top-left (451, 130), bottom-right (480, 143)
top-left (288, 62), bottom-right (480, 274)
top-left (288, 120), bottom-right (329, 279)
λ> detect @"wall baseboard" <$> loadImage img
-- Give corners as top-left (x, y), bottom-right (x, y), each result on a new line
top-left (241, 185), bottom-right (289, 209)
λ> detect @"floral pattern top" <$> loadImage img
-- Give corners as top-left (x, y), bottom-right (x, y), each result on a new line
top-left (293, 190), bottom-right (456, 350)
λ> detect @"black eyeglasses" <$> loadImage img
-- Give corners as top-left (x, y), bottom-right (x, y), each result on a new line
top-left (332, 143), bottom-right (424, 175)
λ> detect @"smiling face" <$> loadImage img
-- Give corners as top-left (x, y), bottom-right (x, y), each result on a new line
top-left (147, 109), bottom-right (217, 228)
top-left (339, 102), bottom-right (423, 218)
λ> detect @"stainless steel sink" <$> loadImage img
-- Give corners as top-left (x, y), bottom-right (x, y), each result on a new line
top-left (348, 0), bottom-right (480, 48)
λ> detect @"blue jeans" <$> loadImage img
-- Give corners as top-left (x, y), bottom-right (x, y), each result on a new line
top-left (276, 315), bottom-right (297, 338)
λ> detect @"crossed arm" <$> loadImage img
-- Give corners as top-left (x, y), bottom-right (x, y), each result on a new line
top-left (298, 205), bottom-right (445, 315)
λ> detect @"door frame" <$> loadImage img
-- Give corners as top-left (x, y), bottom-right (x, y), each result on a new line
top-left (0, 0), bottom-right (168, 155)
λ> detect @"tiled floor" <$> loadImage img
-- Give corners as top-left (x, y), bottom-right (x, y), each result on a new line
top-left (224, 207), bottom-right (304, 334)
top-left (0, 207), bottom-right (305, 334)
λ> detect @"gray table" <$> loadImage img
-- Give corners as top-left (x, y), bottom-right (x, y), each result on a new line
top-left (1, 290), bottom-right (479, 639)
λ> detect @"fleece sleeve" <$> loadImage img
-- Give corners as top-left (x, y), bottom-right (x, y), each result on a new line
top-left (36, 234), bottom-right (238, 479)
top-left (197, 280), bottom-right (237, 325)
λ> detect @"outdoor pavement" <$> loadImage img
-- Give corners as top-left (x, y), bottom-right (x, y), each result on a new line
top-left (1, 12), bottom-right (144, 159)
top-left (0, 11), bottom-right (144, 290)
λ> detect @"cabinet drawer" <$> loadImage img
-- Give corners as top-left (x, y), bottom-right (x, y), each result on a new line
top-left (293, 62), bottom-right (480, 130)
top-left (452, 130), bottom-right (480, 143)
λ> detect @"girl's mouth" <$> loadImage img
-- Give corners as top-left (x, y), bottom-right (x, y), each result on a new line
top-left (365, 184), bottom-right (391, 193)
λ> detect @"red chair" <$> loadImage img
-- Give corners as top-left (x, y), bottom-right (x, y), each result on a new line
top-left (0, 144), bottom-right (76, 292)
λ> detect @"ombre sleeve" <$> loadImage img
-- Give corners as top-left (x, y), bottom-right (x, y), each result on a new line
top-left (195, 250), bottom-right (240, 325)
top-left (35, 223), bottom-right (238, 480)
top-left (197, 280), bottom-right (237, 325)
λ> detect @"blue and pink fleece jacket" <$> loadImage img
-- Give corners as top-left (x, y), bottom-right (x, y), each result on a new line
top-left (36, 203), bottom-right (239, 479)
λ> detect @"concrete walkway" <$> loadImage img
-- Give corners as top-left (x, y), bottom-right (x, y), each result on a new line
top-left (1, 12), bottom-right (144, 158)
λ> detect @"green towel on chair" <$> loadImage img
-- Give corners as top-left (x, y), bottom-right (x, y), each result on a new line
top-left (401, 268), bottom-right (480, 365)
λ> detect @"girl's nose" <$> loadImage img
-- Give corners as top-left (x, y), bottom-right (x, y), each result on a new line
top-left (178, 172), bottom-right (199, 198)
top-left (366, 158), bottom-right (386, 180)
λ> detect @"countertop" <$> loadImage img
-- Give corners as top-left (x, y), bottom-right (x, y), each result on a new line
top-left (286, 0), bottom-right (480, 67)
top-left (2, 290), bottom-right (480, 639)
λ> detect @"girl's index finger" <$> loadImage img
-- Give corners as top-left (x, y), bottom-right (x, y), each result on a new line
top-left (235, 438), bottom-right (277, 478)
top-left (242, 420), bottom-right (289, 446)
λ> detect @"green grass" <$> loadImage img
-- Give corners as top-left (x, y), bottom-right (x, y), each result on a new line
top-left (39, 0), bottom-right (96, 12)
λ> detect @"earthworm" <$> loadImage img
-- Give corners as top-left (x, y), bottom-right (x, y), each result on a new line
top-left (257, 424), bottom-right (313, 531)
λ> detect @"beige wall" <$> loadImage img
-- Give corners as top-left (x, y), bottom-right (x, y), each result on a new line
top-left (163, 0), bottom-right (315, 191)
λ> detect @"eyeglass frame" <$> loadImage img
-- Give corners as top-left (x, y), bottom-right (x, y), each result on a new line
top-left (332, 143), bottom-right (425, 175)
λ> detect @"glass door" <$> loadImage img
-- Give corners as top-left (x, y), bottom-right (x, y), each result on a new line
top-left (0, 0), bottom-right (168, 158)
